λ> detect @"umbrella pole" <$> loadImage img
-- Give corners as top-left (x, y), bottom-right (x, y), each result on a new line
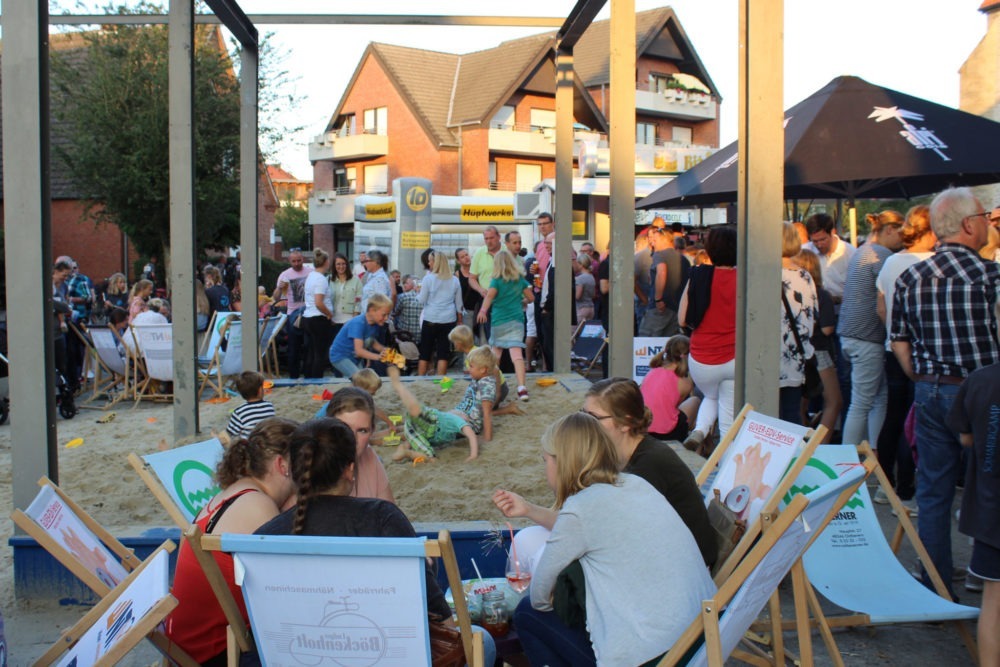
top-left (848, 201), bottom-right (858, 247)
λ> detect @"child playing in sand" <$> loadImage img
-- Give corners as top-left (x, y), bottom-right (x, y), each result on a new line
top-left (328, 293), bottom-right (392, 377)
top-left (313, 369), bottom-right (400, 446)
top-left (386, 346), bottom-right (499, 462)
top-left (449, 324), bottom-right (523, 416)
top-left (225, 371), bottom-right (276, 439)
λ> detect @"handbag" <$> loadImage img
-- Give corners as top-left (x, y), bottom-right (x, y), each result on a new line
top-left (429, 621), bottom-right (466, 667)
top-left (781, 289), bottom-right (823, 399)
top-left (707, 488), bottom-right (747, 577)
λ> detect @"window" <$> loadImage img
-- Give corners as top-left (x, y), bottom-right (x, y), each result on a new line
top-left (649, 73), bottom-right (672, 93)
top-left (363, 107), bottom-right (387, 135)
top-left (492, 106), bottom-right (515, 130)
top-left (338, 114), bottom-right (355, 137)
top-left (515, 163), bottom-right (542, 192)
top-left (529, 108), bottom-right (556, 132)
top-left (489, 161), bottom-right (498, 183)
top-left (636, 122), bottom-right (657, 146)
top-left (672, 126), bottom-right (693, 145)
top-left (334, 167), bottom-right (357, 194)
top-left (364, 165), bottom-right (387, 194)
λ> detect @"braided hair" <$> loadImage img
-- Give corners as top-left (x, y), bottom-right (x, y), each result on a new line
top-left (289, 418), bottom-right (357, 535)
top-left (215, 417), bottom-right (298, 487)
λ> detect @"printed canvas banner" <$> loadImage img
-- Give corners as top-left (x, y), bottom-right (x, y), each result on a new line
top-left (142, 438), bottom-right (224, 521)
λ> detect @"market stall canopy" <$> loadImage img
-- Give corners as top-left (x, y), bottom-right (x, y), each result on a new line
top-left (637, 75), bottom-right (1000, 209)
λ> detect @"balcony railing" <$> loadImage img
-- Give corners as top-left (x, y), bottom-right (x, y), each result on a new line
top-left (308, 130), bottom-right (389, 162)
top-left (635, 89), bottom-right (716, 121)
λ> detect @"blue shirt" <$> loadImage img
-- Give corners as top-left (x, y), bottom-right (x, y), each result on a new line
top-left (329, 314), bottom-right (380, 364)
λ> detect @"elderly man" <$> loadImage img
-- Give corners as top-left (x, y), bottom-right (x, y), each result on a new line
top-left (273, 249), bottom-right (314, 379)
top-left (891, 186), bottom-right (1000, 598)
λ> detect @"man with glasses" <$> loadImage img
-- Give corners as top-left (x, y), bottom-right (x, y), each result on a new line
top-left (891, 187), bottom-right (1000, 599)
top-left (273, 248), bottom-right (314, 379)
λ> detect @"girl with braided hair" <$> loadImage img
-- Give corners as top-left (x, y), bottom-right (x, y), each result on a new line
top-left (166, 417), bottom-right (299, 665)
top-left (253, 418), bottom-right (497, 665)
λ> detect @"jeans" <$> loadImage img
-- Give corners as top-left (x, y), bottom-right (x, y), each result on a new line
top-left (471, 626), bottom-right (496, 667)
top-left (330, 356), bottom-right (362, 378)
top-left (514, 596), bottom-right (595, 667)
top-left (913, 380), bottom-right (963, 598)
top-left (688, 355), bottom-right (736, 439)
top-left (779, 386), bottom-right (803, 425)
top-left (840, 337), bottom-right (888, 447)
top-left (832, 332), bottom-right (852, 415)
top-left (876, 352), bottom-right (916, 498)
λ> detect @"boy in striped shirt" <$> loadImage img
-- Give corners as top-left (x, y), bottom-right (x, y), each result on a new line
top-left (226, 371), bottom-right (276, 440)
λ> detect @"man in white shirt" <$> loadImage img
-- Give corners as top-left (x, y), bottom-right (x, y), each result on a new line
top-left (803, 213), bottom-right (856, 307)
top-left (272, 249), bottom-right (314, 379)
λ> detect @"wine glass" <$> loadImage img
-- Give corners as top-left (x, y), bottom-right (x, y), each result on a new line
top-left (505, 553), bottom-right (531, 594)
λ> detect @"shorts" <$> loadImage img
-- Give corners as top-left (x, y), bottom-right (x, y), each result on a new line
top-left (419, 320), bottom-right (456, 363)
top-left (489, 319), bottom-right (525, 349)
top-left (404, 407), bottom-right (468, 457)
top-left (525, 305), bottom-right (537, 338)
top-left (969, 539), bottom-right (1000, 581)
top-left (814, 349), bottom-right (834, 371)
top-left (495, 380), bottom-right (509, 408)
top-left (649, 411), bottom-right (689, 443)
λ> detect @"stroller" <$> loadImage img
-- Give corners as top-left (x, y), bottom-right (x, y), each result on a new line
top-left (0, 323), bottom-right (77, 424)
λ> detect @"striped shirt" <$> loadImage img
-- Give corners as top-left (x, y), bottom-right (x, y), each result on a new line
top-left (890, 243), bottom-right (1000, 378)
top-left (226, 400), bottom-right (276, 439)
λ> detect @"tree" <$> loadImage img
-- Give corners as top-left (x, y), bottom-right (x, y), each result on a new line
top-left (50, 4), bottom-right (242, 266)
top-left (273, 197), bottom-right (310, 249)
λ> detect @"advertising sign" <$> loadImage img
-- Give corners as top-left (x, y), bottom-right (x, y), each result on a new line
top-left (633, 337), bottom-right (668, 381)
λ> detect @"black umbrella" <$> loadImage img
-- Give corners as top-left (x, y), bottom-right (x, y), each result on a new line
top-left (638, 75), bottom-right (1000, 209)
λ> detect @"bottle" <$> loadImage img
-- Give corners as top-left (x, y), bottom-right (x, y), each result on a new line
top-left (480, 589), bottom-right (509, 638)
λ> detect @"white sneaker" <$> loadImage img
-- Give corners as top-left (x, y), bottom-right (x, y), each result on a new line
top-left (872, 488), bottom-right (890, 505)
top-left (892, 499), bottom-right (919, 518)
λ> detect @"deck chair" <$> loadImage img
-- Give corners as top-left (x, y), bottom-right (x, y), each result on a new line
top-left (132, 322), bottom-right (174, 403)
top-left (10, 478), bottom-right (197, 666)
top-left (258, 313), bottom-right (286, 377)
top-left (570, 319), bottom-right (607, 375)
top-left (656, 463), bottom-right (867, 667)
top-left (35, 546), bottom-right (179, 667)
top-left (790, 442), bottom-right (979, 660)
top-left (199, 311), bottom-right (240, 361)
top-left (198, 317), bottom-right (244, 398)
top-left (696, 404), bottom-right (826, 584)
top-left (203, 530), bottom-right (485, 667)
top-left (68, 320), bottom-right (100, 398)
top-left (128, 439), bottom-right (255, 660)
top-left (86, 326), bottom-right (131, 406)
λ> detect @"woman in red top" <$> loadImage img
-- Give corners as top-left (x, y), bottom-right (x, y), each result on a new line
top-left (165, 417), bottom-right (298, 665)
top-left (678, 226), bottom-right (738, 453)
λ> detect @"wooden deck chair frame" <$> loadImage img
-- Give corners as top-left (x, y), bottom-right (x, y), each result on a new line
top-left (696, 404), bottom-right (827, 584)
top-left (127, 445), bottom-right (253, 658)
top-left (67, 320), bottom-right (100, 400)
top-left (77, 324), bottom-right (128, 407)
top-left (754, 441), bottom-right (979, 664)
top-left (198, 316), bottom-right (243, 398)
top-left (35, 544), bottom-right (181, 667)
top-left (202, 529), bottom-right (485, 667)
top-left (10, 477), bottom-right (197, 666)
top-left (656, 464), bottom-right (869, 667)
top-left (199, 310), bottom-right (240, 359)
top-left (258, 313), bottom-right (286, 377)
top-left (133, 323), bottom-right (174, 404)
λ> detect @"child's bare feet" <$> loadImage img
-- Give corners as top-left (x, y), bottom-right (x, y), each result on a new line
top-left (392, 442), bottom-right (411, 462)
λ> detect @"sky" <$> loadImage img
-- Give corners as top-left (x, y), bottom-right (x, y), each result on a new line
top-left (41, 0), bottom-right (989, 180)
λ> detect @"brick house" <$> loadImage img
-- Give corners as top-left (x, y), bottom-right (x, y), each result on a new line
top-left (308, 6), bottom-right (722, 253)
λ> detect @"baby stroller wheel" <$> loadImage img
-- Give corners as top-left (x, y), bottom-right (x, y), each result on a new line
top-left (0, 399), bottom-right (8, 425)
top-left (59, 399), bottom-right (77, 420)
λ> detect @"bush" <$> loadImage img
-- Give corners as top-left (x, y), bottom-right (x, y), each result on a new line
top-left (260, 257), bottom-right (288, 293)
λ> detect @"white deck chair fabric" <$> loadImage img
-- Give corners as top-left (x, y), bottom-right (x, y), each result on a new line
top-left (199, 311), bottom-right (239, 363)
top-left (799, 445), bottom-right (980, 623)
top-left (685, 465), bottom-right (866, 667)
top-left (90, 327), bottom-right (128, 377)
top-left (199, 319), bottom-right (244, 393)
top-left (134, 323), bottom-right (173, 382)
top-left (138, 438), bottom-right (224, 524)
top-left (223, 534), bottom-right (437, 665)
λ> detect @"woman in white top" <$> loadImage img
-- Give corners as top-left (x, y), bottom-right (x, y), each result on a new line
top-left (417, 252), bottom-right (462, 376)
top-left (874, 205), bottom-right (936, 505)
top-left (329, 252), bottom-right (362, 340)
top-left (302, 248), bottom-right (334, 378)
top-left (513, 412), bottom-right (715, 667)
top-left (779, 223), bottom-right (818, 425)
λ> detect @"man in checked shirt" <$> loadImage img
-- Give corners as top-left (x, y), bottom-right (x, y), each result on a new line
top-left (891, 186), bottom-right (1000, 599)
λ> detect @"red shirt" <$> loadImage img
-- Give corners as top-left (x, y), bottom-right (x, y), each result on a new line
top-left (690, 267), bottom-right (737, 365)
top-left (165, 489), bottom-right (255, 662)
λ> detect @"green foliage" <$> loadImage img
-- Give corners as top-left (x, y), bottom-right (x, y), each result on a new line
top-left (842, 197), bottom-right (932, 235)
top-left (273, 199), bottom-right (310, 249)
top-left (260, 256), bottom-right (288, 293)
top-left (50, 3), bottom-right (241, 261)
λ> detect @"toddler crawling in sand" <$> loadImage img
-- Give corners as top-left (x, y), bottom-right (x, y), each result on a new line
top-left (386, 346), bottom-right (498, 462)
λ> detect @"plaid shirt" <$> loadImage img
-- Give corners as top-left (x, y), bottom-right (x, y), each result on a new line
top-left (392, 291), bottom-right (422, 342)
top-left (890, 243), bottom-right (1000, 377)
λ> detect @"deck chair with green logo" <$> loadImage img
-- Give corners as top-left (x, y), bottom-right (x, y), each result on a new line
top-left (127, 438), bottom-right (254, 659)
top-left (10, 478), bottom-right (197, 666)
top-left (35, 546), bottom-right (179, 667)
top-left (695, 404), bottom-right (827, 584)
top-left (655, 461), bottom-right (868, 667)
top-left (203, 530), bottom-right (485, 667)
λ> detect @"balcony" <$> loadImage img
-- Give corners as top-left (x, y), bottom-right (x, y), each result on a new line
top-left (308, 130), bottom-right (388, 162)
top-left (635, 89), bottom-right (717, 121)
top-left (307, 189), bottom-right (358, 225)
top-left (577, 140), bottom-right (716, 177)
top-left (487, 123), bottom-right (604, 158)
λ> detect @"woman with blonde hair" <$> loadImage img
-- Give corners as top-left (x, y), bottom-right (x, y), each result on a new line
top-left (793, 249), bottom-right (842, 442)
top-left (127, 278), bottom-right (153, 323)
top-left (574, 252), bottom-right (596, 322)
top-left (477, 249), bottom-right (533, 400)
top-left (872, 204), bottom-right (936, 508)
top-left (417, 250), bottom-right (462, 376)
top-left (780, 222), bottom-right (818, 424)
top-left (512, 412), bottom-right (715, 667)
top-left (105, 272), bottom-right (129, 310)
top-left (167, 417), bottom-right (298, 664)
